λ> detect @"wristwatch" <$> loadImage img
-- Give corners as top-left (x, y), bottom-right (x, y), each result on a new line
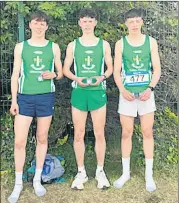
top-left (148, 86), bottom-right (154, 91)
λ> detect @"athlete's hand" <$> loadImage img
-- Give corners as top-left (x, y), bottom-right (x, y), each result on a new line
top-left (121, 88), bottom-right (135, 101)
top-left (75, 77), bottom-right (89, 87)
top-left (42, 71), bottom-right (56, 80)
top-left (10, 102), bottom-right (19, 116)
top-left (139, 88), bottom-right (151, 101)
top-left (90, 76), bottom-right (105, 86)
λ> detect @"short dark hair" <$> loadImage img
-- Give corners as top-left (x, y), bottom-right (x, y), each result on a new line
top-left (30, 11), bottom-right (49, 24)
top-left (124, 8), bottom-right (143, 21)
top-left (78, 8), bottom-right (98, 20)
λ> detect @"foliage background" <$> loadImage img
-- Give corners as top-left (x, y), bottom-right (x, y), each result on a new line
top-left (0, 1), bottom-right (178, 173)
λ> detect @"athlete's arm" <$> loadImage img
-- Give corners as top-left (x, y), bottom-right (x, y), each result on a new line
top-left (63, 42), bottom-right (87, 87)
top-left (42, 43), bottom-right (63, 80)
top-left (139, 38), bottom-right (161, 101)
top-left (63, 42), bottom-right (76, 80)
top-left (114, 40), bottom-right (125, 91)
top-left (114, 40), bottom-right (135, 101)
top-left (149, 38), bottom-right (161, 88)
top-left (91, 41), bottom-right (113, 86)
top-left (53, 43), bottom-right (63, 80)
top-left (10, 43), bottom-right (22, 115)
top-left (103, 41), bottom-right (113, 78)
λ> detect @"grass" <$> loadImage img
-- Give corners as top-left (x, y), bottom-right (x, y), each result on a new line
top-left (1, 161), bottom-right (177, 203)
top-left (1, 135), bottom-right (178, 203)
top-left (1, 171), bottom-right (178, 203)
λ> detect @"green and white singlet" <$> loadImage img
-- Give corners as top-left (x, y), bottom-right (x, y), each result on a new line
top-left (121, 35), bottom-right (152, 93)
top-left (72, 37), bottom-right (106, 90)
top-left (18, 40), bottom-right (55, 94)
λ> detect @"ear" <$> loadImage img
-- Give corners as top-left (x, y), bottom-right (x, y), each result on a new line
top-left (45, 25), bottom-right (49, 31)
top-left (94, 20), bottom-right (97, 26)
top-left (78, 19), bottom-right (81, 27)
top-left (29, 22), bottom-right (32, 29)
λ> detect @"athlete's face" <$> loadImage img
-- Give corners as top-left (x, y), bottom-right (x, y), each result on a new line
top-left (125, 17), bottom-right (143, 34)
top-left (29, 19), bottom-right (48, 38)
top-left (78, 17), bottom-right (97, 34)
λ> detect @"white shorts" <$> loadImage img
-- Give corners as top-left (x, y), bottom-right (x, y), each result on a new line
top-left (118, 92), bottom-right (156, 117)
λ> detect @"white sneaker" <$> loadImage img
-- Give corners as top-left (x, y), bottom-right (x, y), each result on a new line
top-left (113, 174), bottom-right (130, 189)
top-left (71, 172), bottom-right (88, 190)
top-left (95, 170), bottom-right (110, 189)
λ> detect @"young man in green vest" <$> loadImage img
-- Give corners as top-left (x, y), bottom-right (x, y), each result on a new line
top-left (8, 11), bottom-right (63, 203)
top-left (113, 8), bottom-right (161, 192)
top-left (63, 8), bottom-right (113, 190)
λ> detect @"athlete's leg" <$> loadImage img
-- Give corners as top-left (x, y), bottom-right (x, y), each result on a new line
top-left (8, 115), bottom-right (33, 203)
top-left (90, 105), bottom-right (110, 189)
top-left (33, 116), bottom-right (52, 196)
top-left (140, 112), bottom-right (154, 159)
top-left (71, 106), bottom-right (88, 190)
top-left (120, 115), bottom-right (135, 158)
top-left (140, 112), bottom-right (156, 192)
top-left (90, 105), bottom-right (106, 167)
top-left (72, 106), bottom-right (88, 168)
top-left (36, 116), bottom-right (52, 169)
top-left (113, 114), bottom-right (134, 189)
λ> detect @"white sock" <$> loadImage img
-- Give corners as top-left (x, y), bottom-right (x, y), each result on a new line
top-left (145, 158), bottom-right (153, 178)
top-left (15, 171), bottom-right (23, 185)
top-left (78, 166), bottom-right (86, 175)
top-left (96, 165), bottom-right (104, 177)
top-left (8, 172), bottom-right (23, 203)
top-left (33, 168), bottom-right (42, 182)
top-left (113, 157), bottom-right (130, 189)
top-left (33, 168), bottom-right (46, 197)
top-left (96, 165), bottom-right (103, 172)
top-left (145, 159), bottom-right (156, 192)
top-left (122, 157), bottom-right (130, 177)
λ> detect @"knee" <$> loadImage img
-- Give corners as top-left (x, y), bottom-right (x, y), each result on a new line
top-left (15, 140), bottom-right (26, 150)
top-left (122, 128), bottom-right (133, 140)
top-left (94, 129), bottom-right (105, 142)
top-left (142, 128), bottom-right (153, 139)
top-left (74, 128), bottom-right (85, 142)
top-left (36, 132), bottom-right (48, 144)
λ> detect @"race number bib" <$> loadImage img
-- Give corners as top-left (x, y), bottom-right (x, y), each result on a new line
top-left (124, 71), bottom-right (150, 87)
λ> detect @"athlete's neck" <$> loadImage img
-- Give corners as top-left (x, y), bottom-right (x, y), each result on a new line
top-left (127, 33), bottom-right (145, 46)
top-left (80, 34), bottom-right (98, 45)
top-left (29, 37), bottom-right (48, 46)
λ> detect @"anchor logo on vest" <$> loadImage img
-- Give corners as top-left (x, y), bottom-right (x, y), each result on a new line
top-left (82, 56), bottom-right (95, 70)
top-left (31, 56), bottom-right (45, 71)
top-left (131, 55), bottom-right (144, 69)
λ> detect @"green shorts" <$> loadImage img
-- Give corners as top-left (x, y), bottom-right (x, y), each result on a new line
top-left (71, 88), bottom-right (107, 111)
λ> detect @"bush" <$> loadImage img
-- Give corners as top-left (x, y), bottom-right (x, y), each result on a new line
top-left (0, 113), bottom-right (14, 171)
top-left (1, 107), bottom-right (177, 173)
top-left (0, 114), bottom-right (37, 171)
top-left (132, 107), bottom-right (178, 167)
top-left (0, 105), bottom-right (72, 172)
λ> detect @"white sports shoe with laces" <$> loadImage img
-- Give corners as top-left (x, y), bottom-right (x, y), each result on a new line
top-left (71, 171), bottom-right (88, 190)
top-left (95, 170), bottom-right (110, 189)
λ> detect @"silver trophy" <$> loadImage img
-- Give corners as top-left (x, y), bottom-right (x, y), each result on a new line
top-left (38, 73), bottom-right (43, 81)
top-left (86, 78), bottom-right (92, 85)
